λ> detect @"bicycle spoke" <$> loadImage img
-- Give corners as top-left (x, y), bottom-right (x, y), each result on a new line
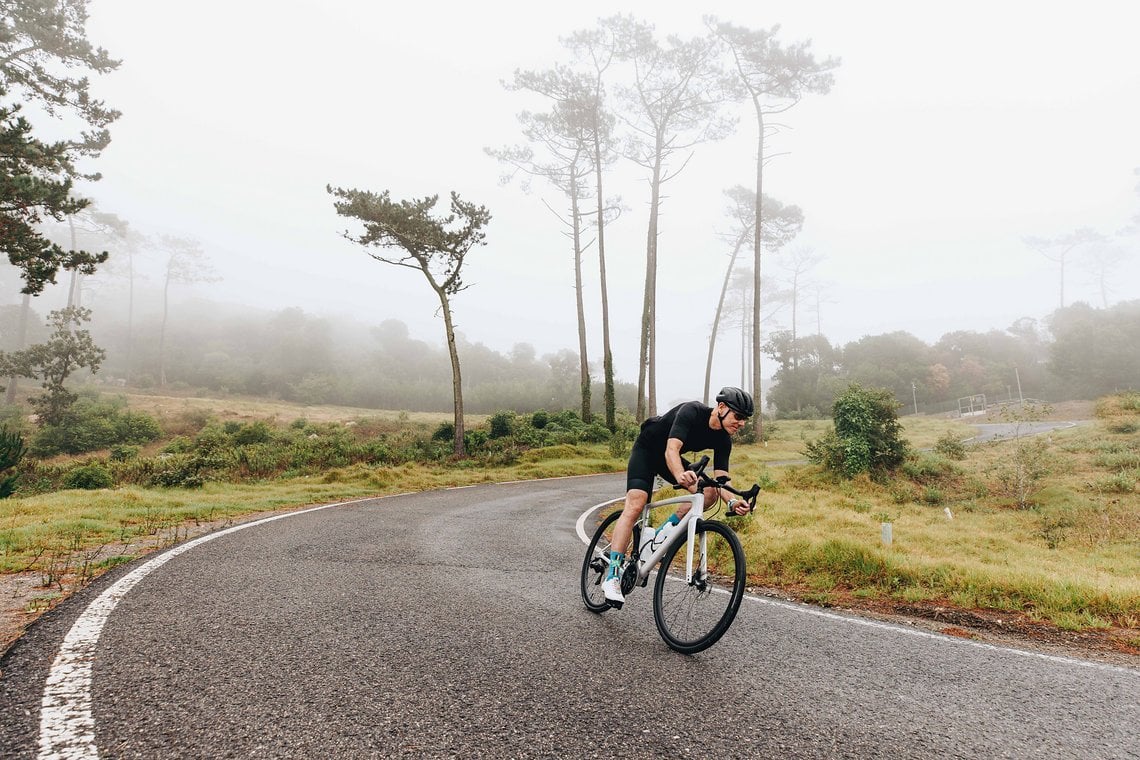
top-left (652, 521), bottom-right (745, 654)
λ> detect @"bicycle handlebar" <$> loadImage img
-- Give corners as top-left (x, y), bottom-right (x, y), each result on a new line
top-left (673, 455), bottom-right (760, 514)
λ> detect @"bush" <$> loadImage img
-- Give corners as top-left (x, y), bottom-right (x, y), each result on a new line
top-left (804, 384), bottom-right (908, 478)
top-left (488, 411), bottom-right (514, 439)
top-left (432, 421), bottom-right (455, 442)
top-left (933, 431), bottom-right (967, 460)
top-left (110, 445), bottom-right (140, 462)
top-left (113, 413), bottom-right (163, 444)
top-left (63, 463), bottom-right (114, 490)
top-left (902, 452), bottom-right (960, 484)
top-left (578, 422), bottom-right (612, 443)
top-left (531, 410), bottom-right (549, 429)
top-left (232, 421), bottom-right (272, 446)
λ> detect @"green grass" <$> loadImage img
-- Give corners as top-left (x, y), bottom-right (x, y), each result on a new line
top-left (730, 413), bottom-right (1140, 632)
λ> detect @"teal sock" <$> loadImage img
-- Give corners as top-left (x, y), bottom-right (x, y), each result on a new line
top-left (606, 551), bottom-right (625, 580)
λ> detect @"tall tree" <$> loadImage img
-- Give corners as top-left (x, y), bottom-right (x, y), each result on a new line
top-left (777, 244), bottom-right (823, 412)
top-left (604, 15), bottom-right (733, 419)
top-left (1082, 239), bottom-right (1127, 309)
top-left (707, 18), bottom-right (838, 427)
top-left (563, 26), bottom-right (622, 431)
top-left (1022, 227), bottom-right (1104, 309)
top-left (0, 305), bottom-right (104, 426)
top-left (0, 0), bottom-right (119, 161)
top-left (329, 187), bottom-right (490, 457)
top-left (155, 235), bottom-right (216, 388)
top-left (492, 65), bottom-right (596, 422)
top-left (703, 186), bottom-right (803, 404)
top-left (0, 95), bottom-right (106, 401)
top-left (1, 0), bottom-right (118, 401)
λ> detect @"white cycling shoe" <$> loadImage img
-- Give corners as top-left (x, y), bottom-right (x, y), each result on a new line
top-left (602, 577), bottom-right (625, 609)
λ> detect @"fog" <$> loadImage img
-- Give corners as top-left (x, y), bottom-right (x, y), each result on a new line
top-left (43, 1), bottom-right (1140, 405)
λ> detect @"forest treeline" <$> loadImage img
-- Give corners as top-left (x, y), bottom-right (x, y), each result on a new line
top-left (2, 295), bottom-right (1129, 419)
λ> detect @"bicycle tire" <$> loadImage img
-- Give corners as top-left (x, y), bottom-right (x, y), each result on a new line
top-left (652, 519), bottom-right (746, 654)
top-left (580, 509), bottom-right (629, 613)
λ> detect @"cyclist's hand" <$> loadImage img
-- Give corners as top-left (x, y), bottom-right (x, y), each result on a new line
top-left (677, 470), bottom-right (698, 491)
top-left (729, 498), bottom-right (750, 516)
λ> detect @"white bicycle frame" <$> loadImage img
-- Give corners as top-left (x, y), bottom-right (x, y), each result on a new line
top-left (634, 491), bottom-right (708, 585)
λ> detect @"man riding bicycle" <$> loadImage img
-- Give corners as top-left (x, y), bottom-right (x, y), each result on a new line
top-left (602, 386), bottom-right (755, 607)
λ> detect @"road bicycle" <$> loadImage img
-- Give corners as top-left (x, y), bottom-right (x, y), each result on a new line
top-left (580, 456), bottom-right (760, 654)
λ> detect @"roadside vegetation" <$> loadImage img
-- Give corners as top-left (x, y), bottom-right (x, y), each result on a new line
top-left (0, 389), bottom-right (1137, 655)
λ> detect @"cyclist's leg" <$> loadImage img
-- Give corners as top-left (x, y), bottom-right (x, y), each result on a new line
top-left (612, 443), bottom-right (664, 553)
top-left (609, 487), bottom-right (649, 565)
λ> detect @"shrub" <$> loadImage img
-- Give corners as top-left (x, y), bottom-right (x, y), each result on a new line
top-left (488, 411), bottom-right (514, 439)
top-left (933, 431), bottom-right (967, 460)
top-left (149, 457), bottom-right (206, 488)
top-left (113, 413), bottom-right (162, 444)
top-left (804, 384), bottom-right (908, 478)
top-left (232, 421), bottom-right (272, 446)
top-left (578, 422), bottom-right (612, 443)
top-left (162, 436), bottom-right (194, 454)
top-left (901, 452), bottom-right (959, 484)
top-left (0, 426), bottom-right (26, 498)
top-left (531, 410), bottom-right (549, 429)
top-left (63, 463), bottom-right (114, 490)
top-left (110, 445), bottom-right (140, 462)
top-left (463, 429), bottom-right (488, 452)
top-left (432, 421), bottom-right (455, 442)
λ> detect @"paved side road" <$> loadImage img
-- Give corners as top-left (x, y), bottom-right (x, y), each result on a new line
top-left (1, 473), bottom-right (1137, 758)
top-left (965, 420), bottom-right (1081, 443)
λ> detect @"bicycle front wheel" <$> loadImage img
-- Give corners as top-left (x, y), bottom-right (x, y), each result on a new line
top-left (652, 519), bottom-right (746, 654)
top-left (580, 509), bottom-right (630, 613)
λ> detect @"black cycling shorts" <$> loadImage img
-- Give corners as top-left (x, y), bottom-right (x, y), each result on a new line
top-left (626, 443), bottom-right (692, 494)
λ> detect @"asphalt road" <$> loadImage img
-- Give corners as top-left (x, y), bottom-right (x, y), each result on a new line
top-left (1, 473), bottom-right (1137, 759)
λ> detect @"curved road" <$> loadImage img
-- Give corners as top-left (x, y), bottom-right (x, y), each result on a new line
top-left (1, 474), bottom-right (1136, 758)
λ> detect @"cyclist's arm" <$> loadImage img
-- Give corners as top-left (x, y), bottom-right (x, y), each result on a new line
top-left (665, 438), bottom-right (697, 490)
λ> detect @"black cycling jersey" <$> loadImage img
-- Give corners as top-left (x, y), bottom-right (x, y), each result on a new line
top-left (626, 401), bottom-right (732, 493)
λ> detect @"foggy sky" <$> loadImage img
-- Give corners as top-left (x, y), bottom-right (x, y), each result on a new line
top-left (49, 1), bottom-right (1140, 406)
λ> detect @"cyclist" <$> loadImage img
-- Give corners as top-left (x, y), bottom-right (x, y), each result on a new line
top-left (602, 386), bottom-right (754, 607)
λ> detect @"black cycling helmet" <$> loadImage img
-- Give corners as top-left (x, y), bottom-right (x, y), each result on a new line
top-left (715, 386), bottom-right (754, 418)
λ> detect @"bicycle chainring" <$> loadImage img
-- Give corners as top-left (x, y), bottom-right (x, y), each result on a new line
top-left (620, 562), bottom-right (638, 595)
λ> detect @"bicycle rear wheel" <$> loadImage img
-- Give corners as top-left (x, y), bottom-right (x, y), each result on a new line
top-left (580, 509), bottom-right (631, 612)
top-left (652, 519), bottom-right (746, 654)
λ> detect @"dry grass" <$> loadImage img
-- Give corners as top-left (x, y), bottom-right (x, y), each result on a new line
top-left (729, 409), bottom-right (1139, 632)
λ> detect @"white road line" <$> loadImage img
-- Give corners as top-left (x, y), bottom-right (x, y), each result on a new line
top-left (37, 496), bottom-right (379, 760)
top-left (575, 501), bottom-right (1139, 677)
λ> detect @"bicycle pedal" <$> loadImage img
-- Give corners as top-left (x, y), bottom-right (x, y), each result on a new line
top-left (606, 599), bottom-right (623, 610)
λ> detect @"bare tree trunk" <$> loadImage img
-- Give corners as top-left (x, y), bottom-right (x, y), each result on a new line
top-left (158, 267), bottom-right (171, 387)
top-left (595, 161), bottom-right (616, 430)
top-left (704, 234), bottom-right (748, 404)
top-left (4, 293), bottom-right (31, 405)
top-left (126, 246), bottom-right (135, 385)
top-left (751, 101), bottom-right (765, 437)
top-left (435, 285), bottom-right (466, 457)
top-left (66, 217), bottom-right (80, 309)
top-left (637, 149), bottom-right (664, 421)
top-left (570, 180), bottom-right (592, 423)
